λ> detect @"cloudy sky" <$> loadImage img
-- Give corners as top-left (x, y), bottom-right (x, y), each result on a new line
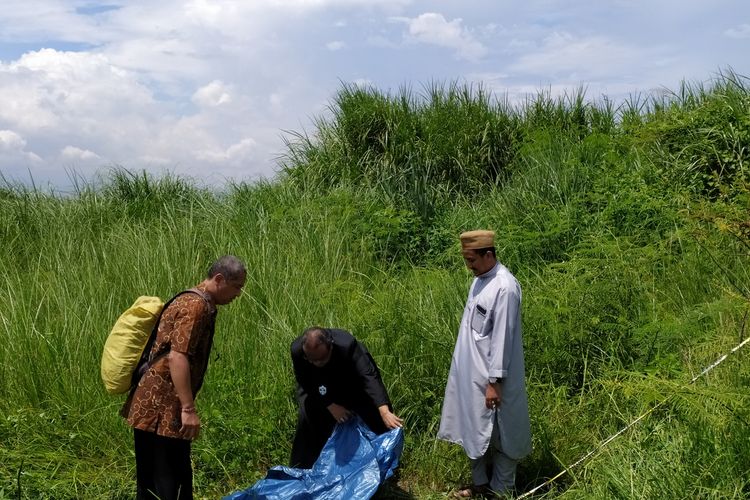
top-left (1, 1), bottom-right (748, 189)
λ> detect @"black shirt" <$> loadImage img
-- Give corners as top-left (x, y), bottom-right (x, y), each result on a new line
top-left (290, 328), bottom-right (390, 410)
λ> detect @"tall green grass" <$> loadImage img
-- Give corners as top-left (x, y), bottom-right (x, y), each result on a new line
top-left (1, 72), bottom-right (749, 498)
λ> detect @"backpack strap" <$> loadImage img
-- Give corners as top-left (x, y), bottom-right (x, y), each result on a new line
top-left (186, 287), bottom-right (213, 310)
top-left (130, 288), bottom-right (212, 388)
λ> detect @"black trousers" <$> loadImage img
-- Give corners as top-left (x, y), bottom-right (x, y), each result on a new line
top-left (134, 428), bottom-right (193, 500)
top-left (290, 394), bottom-right (388, 469)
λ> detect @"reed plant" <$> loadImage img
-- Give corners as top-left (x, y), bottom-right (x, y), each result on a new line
top-left (1, 72), bottom-right (748, 498)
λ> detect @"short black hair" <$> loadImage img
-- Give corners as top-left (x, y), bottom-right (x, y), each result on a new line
top-left (207, 255), bottom-right (246, 282)
top-left (475, 247), bottom-right (496, 258)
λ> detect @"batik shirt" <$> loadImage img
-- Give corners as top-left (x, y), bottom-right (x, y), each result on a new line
top-left (121, 285), bottom-right (217, 439)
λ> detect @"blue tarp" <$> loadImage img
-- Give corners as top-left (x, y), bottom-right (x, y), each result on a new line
top-left (224, 417), bottom-right (404, 500)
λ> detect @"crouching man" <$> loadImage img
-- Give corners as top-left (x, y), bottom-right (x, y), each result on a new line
top-left (289, 327), bottom-right (403, 468)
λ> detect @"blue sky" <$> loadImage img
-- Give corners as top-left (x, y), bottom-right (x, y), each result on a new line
top-left (1, 0), bottom-right (748, 189)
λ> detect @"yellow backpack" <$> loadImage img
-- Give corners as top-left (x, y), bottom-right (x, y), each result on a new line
top-left (101, 296), bottom-right (165, 395)
top-left (102, 289), bottom-right (207, 395)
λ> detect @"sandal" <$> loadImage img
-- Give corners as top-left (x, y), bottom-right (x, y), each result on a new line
top-left (453, 483), bottom-right (492, 498)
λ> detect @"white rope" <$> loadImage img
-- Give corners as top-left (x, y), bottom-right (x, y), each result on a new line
top-left (690, 335), bottom-right (750, 383)
top-left (516, 334), bottom-right (750, 499)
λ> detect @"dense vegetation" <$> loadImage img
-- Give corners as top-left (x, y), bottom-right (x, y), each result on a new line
top-left (1, 70), bottom-right (748, 499)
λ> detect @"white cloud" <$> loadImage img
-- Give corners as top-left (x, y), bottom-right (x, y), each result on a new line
top-left (0, 49), bottom-right (156, 133)
top-left (724, 23), bottom-right (750, 39)
top-left (0, 1), bottom-right (748, 189)
top-left (61, 145), bottom-right (101, 161)
top-left (0, 48), bottom-right (274, 183)
top-left (478, 23), bottom-right (505, 38)
top-left (185, 0), bottom-right (226, 26)
top-left (510, 32), bottom-right (644, 80)
top-left (192, 80), bottom-right (233, 107)
top-left (196, 137), bottom-right (257, 163)
top-left (266, 0), bottom-right (410, 9)
top-left (0, 1), bottom-right (106, 44)
top-left (406, 13), bottom-right (487, 62)
top-left (226, 138), bottom-right (256, 160)
top-left (0, 130), bottom-right (27, 152)
top-left (0, 129), bottom-right (43, 168)
top-left (326, 41), bottom-right (346, 51)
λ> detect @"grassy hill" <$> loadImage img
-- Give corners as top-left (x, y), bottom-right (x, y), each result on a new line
top-left (1, 70), bottom-right (748, 499)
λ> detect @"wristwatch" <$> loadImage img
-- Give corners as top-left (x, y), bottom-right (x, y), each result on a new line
top-left (489, 377), bottom-right (501, 384)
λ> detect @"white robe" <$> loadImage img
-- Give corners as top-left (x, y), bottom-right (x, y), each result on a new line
top-left (438, 263), bottom-right (532, 460)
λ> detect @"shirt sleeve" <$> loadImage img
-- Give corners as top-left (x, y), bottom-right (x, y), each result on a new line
top-left (167, 295), bottom-right (205, 355)
top-left (350, 341), bottom-right (391, 408)
top-left (488, 286), bottom-right (521, 379)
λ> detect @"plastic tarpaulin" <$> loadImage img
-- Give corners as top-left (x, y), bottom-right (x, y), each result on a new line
top-left (224, 417), bottom-right (404, 500)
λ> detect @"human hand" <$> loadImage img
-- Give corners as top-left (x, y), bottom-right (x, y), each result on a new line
top-left (327, 403), bottom-right (352, 424)
top-left (485, 382), bottom-right (502, 410)
top-left (378, 405), bottom-right (404, 429)
top-left (180, 407), bottom-right (201, 440)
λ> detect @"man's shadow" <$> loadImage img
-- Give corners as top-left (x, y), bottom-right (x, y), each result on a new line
top-left (372, 470), bottom-right (417, 499)
top-left (515, 449), bottom-right (566, 498)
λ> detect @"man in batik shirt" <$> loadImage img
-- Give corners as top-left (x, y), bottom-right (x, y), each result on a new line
top-left (121, 255), bottom-right (246, 500)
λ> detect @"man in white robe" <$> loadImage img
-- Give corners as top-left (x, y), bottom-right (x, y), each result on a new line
top-left (438, 230), bottom-right (531, 497)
